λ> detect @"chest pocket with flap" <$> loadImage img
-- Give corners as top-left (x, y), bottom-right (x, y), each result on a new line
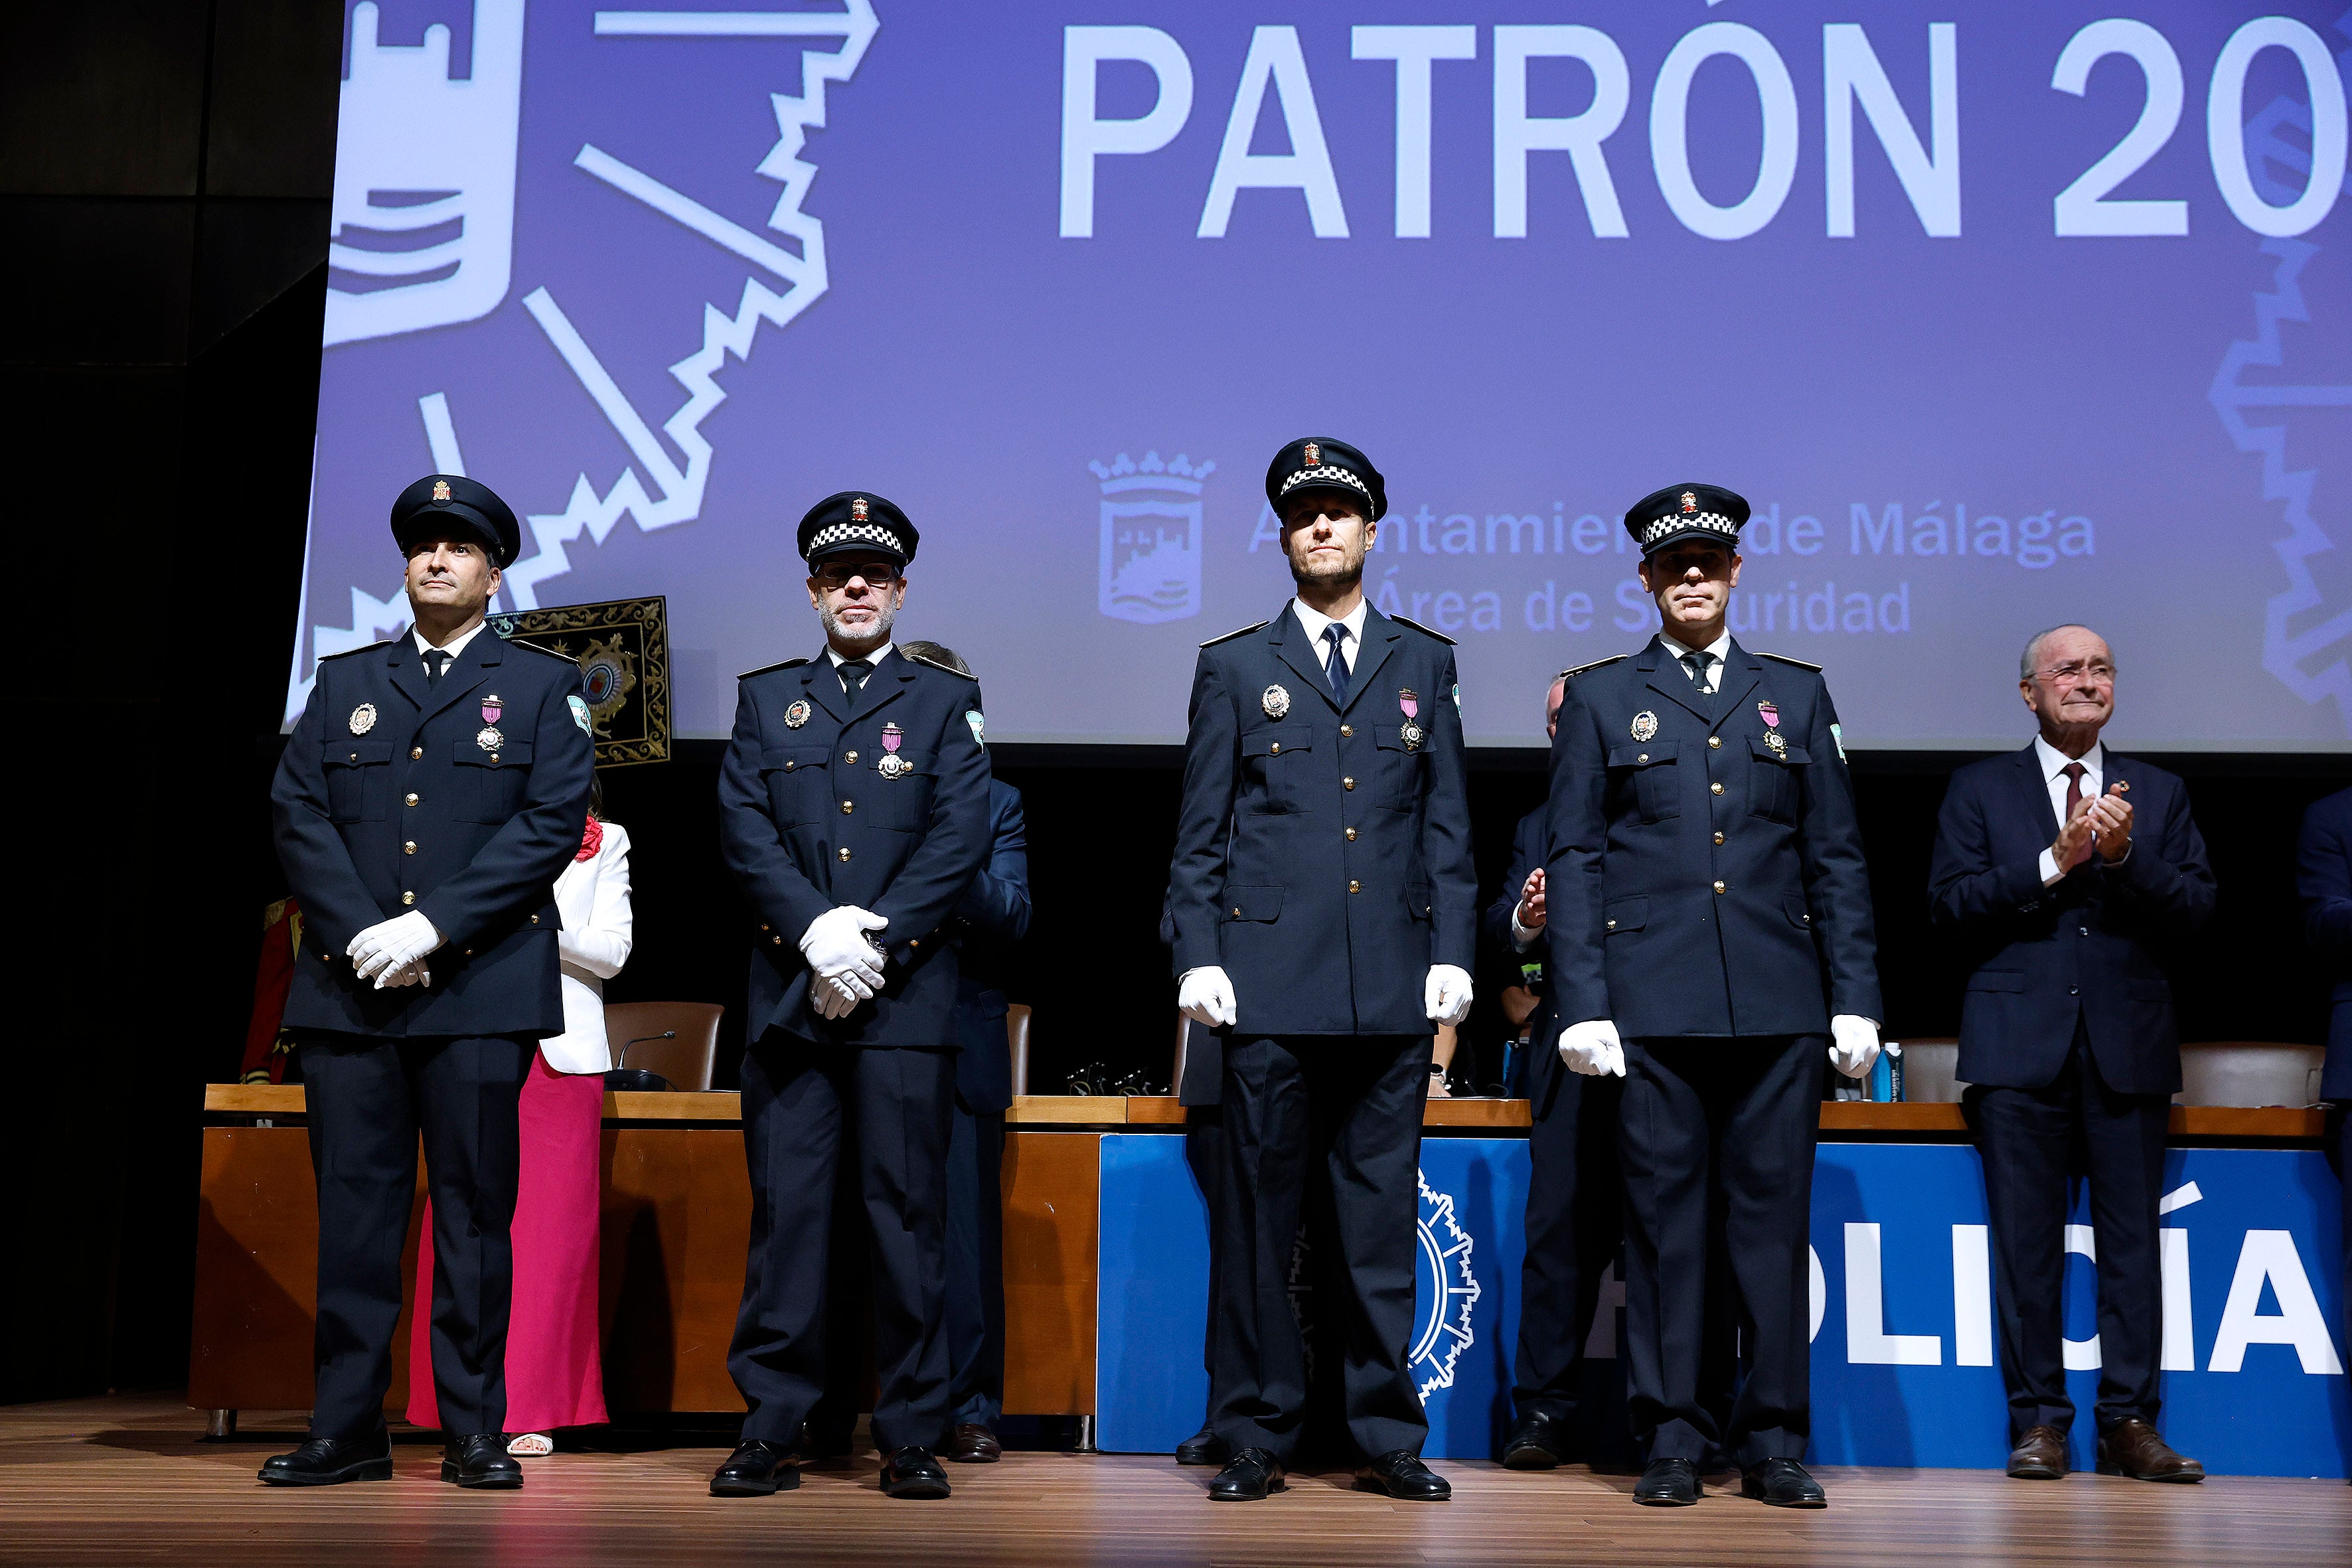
top-left (1747, 736), bottom-right (1809, 824)
top-left (452, 739), bottom-right (535, 823)
top-left (1607, 742), bottom-right (1681, 823)
top-left (325, 740), bottom-right (394, 823)
top-left (1240, 728), bottom-right (1312, 813)
top-left (759, 745), bottom-right (831, 825)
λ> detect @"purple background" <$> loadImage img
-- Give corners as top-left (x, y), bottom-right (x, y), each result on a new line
top-left (296, 1), bottom-right (2351, 747)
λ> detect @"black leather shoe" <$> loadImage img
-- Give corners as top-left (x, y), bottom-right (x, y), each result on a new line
top-left (1355, 1450), bottom-right (1450, 1501)
top-left (1633, 1456), bottom-right (1700, 1506)
top-left (1208, 1448), bottom-right (1285, 1501)
top-left (258, 1433), bottom-right (393, 1486)
top-left (1176, 1425), bottom-right (1230, 1466)
top-left (880, 1446), bottom-right (951, 1498)
top-left (710, 1439), bottom-right (799, 1496)
top-left (440, 1433), bottom-right (523, 1489)
top-left (1741, 1457), bottom-right (1826, 1508)
top-left (1501, 1410), bottom-right (1567, 1470)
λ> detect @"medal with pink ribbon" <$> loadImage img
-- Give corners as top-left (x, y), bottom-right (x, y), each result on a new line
top-left (877, 721), bottom-right (909, 779)
top-left (1399, 688), bottom-right (1425, 752)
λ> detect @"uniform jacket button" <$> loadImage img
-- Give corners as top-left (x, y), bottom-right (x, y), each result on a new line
top-left (464, 949), bottom-right (473, 957)
top-left (1713, 831), bottom-right (1725, 844)
top-left (838, 846), bottom-right (852, 862)
top-left (773, 935), bottom-right (783, 945)
top-left (1711, 782), bottom-right (1725, 795)
top-left (1708, 736), bottom-right (1721, 749)
top-left (785, 760), bottom-right (795, 771)
top-left (844, 751), bottom-right (859, 765)
top-left (1270, 742), bottom-right (1281, 754)
top-left (841, 801), bottom-right (854, 814)
top-left (403, 841), bottom-right (416, 854)
top-left (1637, 753), bottom-right (1648, 764)
top-left (1348, 880), bottom-right (1360, 893)
top-left (402, 891), bottom-right (416, 905)
top-left (406, 793), bottom-right (420, 805)
top-left (1713, 880), bottom-right (1726, 894)
top-left (1231, 907), bottom-right (1241, 918)
top-left (1345, 828), bottom-right (1357, 841)
top-left (1606, 918), bottom-right (1617, 929)
top-left (1340, 725), bottom-right (1353, 738)
top-left (2069, 985), bottom-right (2080, 996)
top-left (412, 747), bottom-right (423, 759)
top-left (531, 913), bottom-right (540, 924)
top-left (1343, 777), bottom-right (1356, 791)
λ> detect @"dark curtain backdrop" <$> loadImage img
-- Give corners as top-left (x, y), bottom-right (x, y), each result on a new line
top-left (4, 3), bottom-right (2343, 1407)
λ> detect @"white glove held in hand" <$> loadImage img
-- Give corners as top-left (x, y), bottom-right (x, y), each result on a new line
top-left (1177, 967), bottom-right (1237, 1029)
top-left (1558, 1018), bottom-right (1626, 1077)
top-left (379, 959), bottom-right (432, 990)
top-left (1829, 1014), bottom-right (1882, 1079)
top-left (1425, 965), bottom-right (1474, 1027)
top-left (348, 910), bottom-right (444, 986)
top-left (801, 906), bottom-right (888, 995)
top-left (811, 973), bottom-right (860, 1020)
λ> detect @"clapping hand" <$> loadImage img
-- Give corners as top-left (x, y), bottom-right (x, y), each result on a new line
top-left (2085, 785), bottom-right (2133, 862)
top-left (1515, 868), bottom-right (1547, 933)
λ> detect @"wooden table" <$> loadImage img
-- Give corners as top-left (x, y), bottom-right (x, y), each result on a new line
top-left (191, 1085), bottom-right (2323, 1429)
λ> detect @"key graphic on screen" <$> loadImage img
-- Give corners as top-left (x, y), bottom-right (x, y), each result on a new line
top-left (325, 0), bottom-right (527, 347)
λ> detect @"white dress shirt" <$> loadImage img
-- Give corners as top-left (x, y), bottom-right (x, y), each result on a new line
top-left (1659, 628), bottom-right (1734, 694)
top-left (826, 641), bottom-right (896, 692)
top-left (542, 821), bottom-right (635, 1074)
top-left (1289, 597), bottom-right (1370, 674)
top-left (2031, 735), bottom-right (2110, 886)
top-left (412, 619), bottom-right (491, 670)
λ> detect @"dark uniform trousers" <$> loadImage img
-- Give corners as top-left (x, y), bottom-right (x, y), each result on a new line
top-left (1966, 1020), bottom-right (2170, 1435)
top-left (301, 1032), bottom-right (532, 1440)
top-left (943, 1089), bottom-right (1006, 1429)
top-left (1212, 1035), bottom-right (1429, 1462)
top-left (730, 1034), bottom-right (956, 1453)
top-left (1618, 1035), bottom-right (1824, 1465)
top-left (1512, 1067), bottom-right (1624, 1429)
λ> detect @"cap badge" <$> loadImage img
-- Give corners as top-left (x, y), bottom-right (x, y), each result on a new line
top-left (784, 698), bottom-right (811, 730)
top-left (850, 497), bottom-right (870, 522)
top-left (482, 696), bottom-right (503, 725)
top-left (1630, 710), bottom-right (1659, 742)
top-left (1398, 688), bottom-right (1424, 751)
top-left (1757, 700), bottom-right (1779, 729)
top-left (477, 725), bottom-right (506, 753)
top-left (1263, 684), bottom-right (1291, 720)
top-left (432, 479), bottom-right (452, 503)
top-left (1302, 441), bottom-right (1320, 466)
top-left (1680, 491), bottom-right (1697, 513)
top-left (877, 722), bottom-right (909, 779)
top-left (348, 702), bottom-right (378, 736)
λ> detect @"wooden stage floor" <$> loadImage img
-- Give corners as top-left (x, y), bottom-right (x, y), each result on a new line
top-left (4, 1395), bottom-right (2345, 1567)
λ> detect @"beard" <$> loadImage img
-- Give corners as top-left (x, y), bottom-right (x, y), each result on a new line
top-left (820, 595), bottom-right (898, 649)
top-left (1286, 543), bottom-right (1366, 591)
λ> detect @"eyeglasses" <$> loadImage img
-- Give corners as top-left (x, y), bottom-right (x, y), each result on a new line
top-left (813, 562), bottom-right (901, 588)
top-left (2037, 661), bottom-right (2115, 684)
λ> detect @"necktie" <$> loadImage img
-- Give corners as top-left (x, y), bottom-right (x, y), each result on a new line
top-left (1322, 624), bottom-right (1351, 705)
top-left (838, 657), bottom-right (872, 709)
top-left (2061, 761), bottom-right (2088, 869)
top-left (425, 648), bottom-right (452, 684)
top-left (1681, 650), bottom-right (1713, 694)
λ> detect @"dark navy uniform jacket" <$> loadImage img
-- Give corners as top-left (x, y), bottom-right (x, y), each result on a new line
top-left (1484, 805), bottom-right (1561, 1115)
top-left (1169, 603), bottom-right (1476, 1038)
top-left (1930, 746), bottom-right (2216, 1097)
top-left (720, 647), bottom-right (992, 1047)
top-left (272, 630), bottom-right (595, 1038)
top-left (1545, 637), bottom-right (1881, 1040)
top-left (949, 779), bottom-right (1032, 1113)
top-left (2298, 787), bottom-right (2352, 1099)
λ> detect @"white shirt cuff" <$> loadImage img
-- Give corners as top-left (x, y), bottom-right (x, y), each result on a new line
top-left (2038, 848), bottom-right (2063, 887)
top-left (1510, 913), bottom-right (1539, 949)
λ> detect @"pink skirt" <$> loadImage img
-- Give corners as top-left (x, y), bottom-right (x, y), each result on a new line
top-left (406, 1052), bottom-right (608, 1433)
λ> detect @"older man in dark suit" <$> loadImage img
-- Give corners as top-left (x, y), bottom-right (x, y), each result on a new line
top-left (1929, 624), bottom-right (2216, 1484)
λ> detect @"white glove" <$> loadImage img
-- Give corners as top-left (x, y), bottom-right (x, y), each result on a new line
top-left (1829, 1014), bottom-right (1883, 1079)
top-left (801, 906), bottom-right (888, 996)
top-left (1558, 1018), bottom-right (1626, 1077)
top-left (811, 972), bottom-right (860, 1020)
top-left (379, 959), bottom-right (432, 990)
top-left (348, 910), bottom-right (444, 986)
top-left (1177, 966), bottom-right (1237, 1028)
top-left (1425, 964), bottom-right (1474, 1027)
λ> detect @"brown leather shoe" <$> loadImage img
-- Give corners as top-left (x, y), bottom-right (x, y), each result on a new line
top-left (2006, 1426), bottom-right (2067, 1480)
top-left (2096, 1419), bottom-right (2204, 1482)
top-left (943, 1423), bottom-right (1002, 1464)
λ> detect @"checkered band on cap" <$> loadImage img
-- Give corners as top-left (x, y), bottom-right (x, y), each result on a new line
top-left (1278, 465), bottom-right (1372, 504)
top-left (805, 520), bottom-right (907, 559)
top-left (1640, 510), bottom-right (1741, 547)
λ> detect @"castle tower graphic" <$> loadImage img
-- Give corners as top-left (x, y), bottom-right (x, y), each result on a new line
top-left (1093, 451), bottom-right (1212, 624)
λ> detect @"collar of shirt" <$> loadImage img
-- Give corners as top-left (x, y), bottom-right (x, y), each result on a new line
top-left (1658, 628), bottom-right (1732, 667)
top-left (826, 641), bottom-right (894, 681)
top-left (1290, 597), bottom-right (1370, 670)
top-left (2033, 734), bottom-right (2104, 794)
top-left (413, 620), bottom-right (490, 664)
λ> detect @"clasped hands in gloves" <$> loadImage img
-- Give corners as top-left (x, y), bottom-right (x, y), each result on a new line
top-left (347, 910), bottom-right (443, 990)
top-left (1177, 964), bottom-right (1474, 1030)
top-left (1559, 1014), bottom-right (1882, 1079)
top-left (802, 905), bottom-right (889, 1019)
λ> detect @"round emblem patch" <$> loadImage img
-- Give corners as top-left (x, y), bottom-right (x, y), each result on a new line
top-left (348, 702), bottom-right (378, 736)
top-left (477, 725), bottom-right (507, 752)
top-left (1630, 710), bottom-right (1659, 742)
top-left (1263, 684), bottom-right (1291, 720)
top-left (784, 698), bottom-right (812, 730)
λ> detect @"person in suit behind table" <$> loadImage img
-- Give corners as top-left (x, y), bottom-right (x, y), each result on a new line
top-left (1928, 625), bottom-right (2216, 1484)
top-left (896, 639), bottom-right (1034, 1467)
top-left (1491, 672), bottom-right (1626, 1470)
top-left (407, 772), bottom-right (630, 1455)
top-left (1547, 483), bottom-right (1882, 1510)
top-left (712, 493), bottom-right (992, 1501)
top-left (1168, 436), bottom-right (1477, 1504)
top-left (264, 474), bottom-right (595, 1490)
top-left (2296, 786), bottom-right (2352, 1385)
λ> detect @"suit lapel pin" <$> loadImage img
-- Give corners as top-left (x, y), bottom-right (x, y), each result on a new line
top-left (1263, 684), bottom-right (1291, 720)
top-left (877, 722), bottom-right (909, 779)
top-left (1398, 688), bottom-right (1424, 751)
top-left (785, 698), bottom-right (811, 729)
top-left (349, 702), bottom-right (378, 736)
top-left (1630, 710), bottom-right (1658, 742)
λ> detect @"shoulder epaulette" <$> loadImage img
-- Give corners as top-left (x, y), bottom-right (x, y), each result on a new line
top-left (738, 656), bottom-right (813, 679)
top-left (1559, 655), bottom-right (1628, 678)
top-left (1199, 619), bottom-right (1269, 648)
top-left (1756, 651), bottom-right (1824, 672)
top-left (315, 640), bottom-right (392, 663)
top-left (1387, 613), bottom-right (1456, 646)
top-left (900, 647), bottom-right (977, 680)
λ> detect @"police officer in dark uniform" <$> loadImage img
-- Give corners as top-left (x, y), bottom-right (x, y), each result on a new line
top-left (1490, 673), bottom-right (1626, 1470)
top-left (1168, 437), bottom-right (1477, 1504)
top-left (265, 475), bottom-right (595, 1490)
top-left (1546, 483), bottom-right (1881, 1508)
top-left (712, 493), bottom-right (992, 1501)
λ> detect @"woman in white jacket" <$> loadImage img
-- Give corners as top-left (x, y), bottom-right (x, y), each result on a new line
top-left (408, 778), bottom-right (632, 1454)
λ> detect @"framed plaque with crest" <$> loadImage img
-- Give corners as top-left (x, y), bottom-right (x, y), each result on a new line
top-left (485, 595), bottom-right (670, 767)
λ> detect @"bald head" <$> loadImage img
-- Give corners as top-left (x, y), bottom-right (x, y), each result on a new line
top-left (2018, 624), bottom-right (2116, 755)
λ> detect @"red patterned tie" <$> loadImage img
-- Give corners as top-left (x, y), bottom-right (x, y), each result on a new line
top-left (2061, 762), bottom-right (2089, 869)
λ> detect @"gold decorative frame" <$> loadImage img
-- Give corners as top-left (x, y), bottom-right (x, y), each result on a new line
top-left (487, 595), bottom-right (671, 767)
